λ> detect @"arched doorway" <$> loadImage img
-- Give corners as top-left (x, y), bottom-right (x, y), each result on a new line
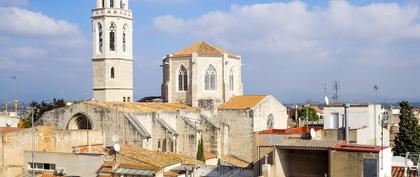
top-left (68, 113), bottom-right (93, 130)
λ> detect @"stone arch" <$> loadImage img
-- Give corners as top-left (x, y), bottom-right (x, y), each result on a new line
top-left (267, 113), bottom-right (274, 129)
top-left (67, 113), bottom-right (93, 130)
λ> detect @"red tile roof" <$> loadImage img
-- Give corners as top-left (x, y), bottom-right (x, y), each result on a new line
top-left (392, 166), bottom-right (418, 177)
top-left (172, 41), bottom-right (240, 59)
top-left (218, 96), bottom-right (267, 110)
top-left (204, 151), bottom-right (217, 160)
top-left (0, 127), bottom-right (22, 134)
top-left (333, 142), bottom-right (387, 153)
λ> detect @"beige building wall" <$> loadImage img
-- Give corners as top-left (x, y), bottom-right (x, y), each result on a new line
top-left (162, 54), bottom-right (243, 107)
top-left (252, 96), bottom-right (288, 132)
top-left (0, 126), bottom-right (103, 177)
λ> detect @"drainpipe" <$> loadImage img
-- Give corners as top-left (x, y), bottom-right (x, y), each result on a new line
top-left (344, 104), bottom-right (350, 142)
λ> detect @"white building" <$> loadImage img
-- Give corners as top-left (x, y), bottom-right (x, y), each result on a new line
top-left (0, 112), bottom-right (19, 128)
top-left (323, 104), bottom-right (390, 146)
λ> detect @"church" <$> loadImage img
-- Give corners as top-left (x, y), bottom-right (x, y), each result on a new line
top-left (39, 0), bottom-right (288, 165)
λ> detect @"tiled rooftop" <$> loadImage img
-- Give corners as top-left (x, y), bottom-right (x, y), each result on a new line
top-left (0, 127), bottom-right (22, 134)
top-left (218, 95), bottom-right (267, 110)
top-left (119, 144), bottom-right (202, 168)
top-left (172, 41), bottom-right (240, 59)
top-left (222, 155), bottom-right (250, 168)
top-left (86, 101), bottom-right (196, 113)
top-left (204, 151), bottom-right (217, 160)
top-left (275, 139), bottom-right (343, 150)
top-left (392, 166), bottom-right (418, 177)
top-left (256, 127), bottom-right (322, 134)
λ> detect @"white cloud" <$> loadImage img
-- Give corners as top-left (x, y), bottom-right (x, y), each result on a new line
top-left (0, 0), bottom-right (29, 6)
top-left (8, 46), bottom-right (47, 59)
top-left (132, 0), bottom-right (190, 4)
top-left (0, 7), bottom-right (78, 37)
top-left (153, 1), bottom-right (420, 102)
top-left (153, 1), bottom-right (420, 63)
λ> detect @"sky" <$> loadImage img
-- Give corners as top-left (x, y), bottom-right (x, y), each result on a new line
top-left (0, 0), bottom-right (420, 105)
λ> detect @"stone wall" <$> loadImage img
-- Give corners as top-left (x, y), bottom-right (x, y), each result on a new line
top-left (218, 110), bottom-right (254, 163)
top-left (40, 103), bottom-right (144, 147)
top-left (0, 126), bottom-right (103, 177)
top-left (162, 54), bottom-right (244, 107)
top-left (252, 95), bottom-right (288, 132)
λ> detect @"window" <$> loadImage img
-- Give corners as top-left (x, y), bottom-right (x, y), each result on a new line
top-left (110, 0), bottom-right (114, 7)
top-left (120, 0), bottom-right (124, 8)
top-left (102, 0), bottom-right (105, 8)
top-left (109, 23), bottom-right (116, 51)
top-left (123, 97), bottom-right (126, 102)
top-left (98, 23), bottom-right (103, 52)
top-left (204, 65), bottom-right (216, 90)
top-left (28, 162), bottom-right (56, 171)
top-left (229, 68), bottom-right (234, 91)
top-left (267, 114), bottom-right (274, 129)
top-left (178, 65), bottom-right (188, 91)
top-left (123, 25), bottom-right (127, 52)
top-left (111, 67), bottom-right (115, 78)
top-left (127, 97), bottom-right (131, 102)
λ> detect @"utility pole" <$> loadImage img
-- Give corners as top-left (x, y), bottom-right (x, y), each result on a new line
top-left (31, 107), bottom-right (35, 177)
top-left (374, 85), bottom-right (378, 146)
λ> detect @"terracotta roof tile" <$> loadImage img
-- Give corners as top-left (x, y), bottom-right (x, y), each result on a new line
top-left (86, 101), bottom-right (196, 113)
top-left (119, 144), bottom-right (202, 168)
top-left (172, 41), bottom-right (240, 59)
top-left (218, 96), bottom-right (267, 110)
top-left (222, 155), bottom-right (250, 168)
top-left (392, 166), bottom-right (418, 177)
top-left (204, 151), bottom-right (217, 160)
top-left (164, 170), bottom-right (181, 177)
top-left (0, 127), bottom-right (22, 134)
top-left (256, 127), bottom-right (323, 134)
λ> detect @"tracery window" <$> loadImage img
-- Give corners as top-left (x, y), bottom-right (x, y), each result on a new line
top-left (109, 23), bottom-right (116, 51)
top-left (229, 68), bottom-right (234, 91)
top-left (123, 25), bottom-right (127, 52)
top-left (267, 114), bottom-right (274, 129)
top-left (110, 0), bottom-right (114, 7)
top-left (204, 65), bottom-right (216, 90)
top-left (178, 65), bottom-right (188, 91)
top-left (98, 23), bottom-right (103, 52)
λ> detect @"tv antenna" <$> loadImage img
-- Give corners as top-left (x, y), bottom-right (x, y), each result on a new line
top-left (323, 81), bottom-right (340, 104)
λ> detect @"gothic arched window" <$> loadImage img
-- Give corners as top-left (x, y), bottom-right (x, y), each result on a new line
top-left (267, 114), bottom-right (274, 129)
top-left (102, 0), bottom-right (105, 8)
top-left (109, 23), bottom-right (116, 51)
top-left (98, 23), bottom-right (103, 52)
top-left (120, 0), bottom-right (124, 8)
top-left (204, 65), bottom-right (216, 90)
top-left (110, 0), bottom-right (114, 7)
top-left (229, 68), bottom-right (234, 91)
top-left (111, 67), bottom-right (115, 78)
top-left (178, 65), bottom-right (188, 91)
top-left (123, 25), bottom-right (127, 52)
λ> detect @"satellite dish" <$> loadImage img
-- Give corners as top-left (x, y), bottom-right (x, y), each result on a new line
top-left (6, 120), bottom-right (12, 127)
top-left (66, 102), bottom-right (73, 106)
top-left (310, 128), bottom-right (316, 139)
top-left (324, 96), bottom-right (330, 105)
top-left (114, 143), bottom-right (121, 152)
top-left (112, 135), bottom-right (120, 143)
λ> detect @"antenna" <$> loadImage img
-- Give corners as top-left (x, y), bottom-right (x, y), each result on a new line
top-left (332, 81), bottom-right (340, 104)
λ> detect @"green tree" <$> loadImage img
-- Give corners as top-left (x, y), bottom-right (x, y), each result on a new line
top-left (394, 101), bottom-right (420, 155)
top-left (196, 136), bottom-right (205, 162)
top-left (297, 106), bottom-right (320, 121)
top-left (19, 98), bottom-right (67, 128)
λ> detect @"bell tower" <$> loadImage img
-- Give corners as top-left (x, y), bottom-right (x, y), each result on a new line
top-left (92, 0), bottom-right (133, 102)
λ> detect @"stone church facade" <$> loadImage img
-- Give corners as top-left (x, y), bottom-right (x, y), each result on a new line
top-left (39, 0), bottom-right (288, 166)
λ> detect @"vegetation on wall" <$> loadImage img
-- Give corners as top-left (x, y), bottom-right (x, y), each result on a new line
top-left (19, 98), bottom-right (67, 128)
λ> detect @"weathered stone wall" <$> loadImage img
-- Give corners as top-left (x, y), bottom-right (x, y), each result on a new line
top-left (0, 126), bottom-right (103, 177)
top-left (218, 110), bottom-right (254, 162)
top-left (40, 103), bottom-right (143, 147)
top-left (252, 96), bottom-right (288, 132)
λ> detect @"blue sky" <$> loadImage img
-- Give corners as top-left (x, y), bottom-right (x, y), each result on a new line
top-left (1, 0), bottom-right (420, 105)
